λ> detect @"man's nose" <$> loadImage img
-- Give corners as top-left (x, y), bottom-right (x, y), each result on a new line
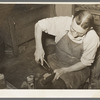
top-left (73, 32), bottom-right (78, 38)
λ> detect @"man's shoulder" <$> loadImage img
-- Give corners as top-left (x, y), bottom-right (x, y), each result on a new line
top-left (52, 16), bottom-right (72, 21)
top-left (87, 29), bottom-right (99, 39)
top-left (85, 29), bottom-right (100, 45)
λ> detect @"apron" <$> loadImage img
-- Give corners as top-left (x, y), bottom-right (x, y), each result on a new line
top-left (47, 32), bottom-right (90, 89)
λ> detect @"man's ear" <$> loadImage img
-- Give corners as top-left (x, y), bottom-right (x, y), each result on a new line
top-left (72, 15), bottom-right (74, 19)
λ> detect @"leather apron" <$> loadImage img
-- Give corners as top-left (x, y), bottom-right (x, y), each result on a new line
top-left (47, 32), bottom-right (90, 89)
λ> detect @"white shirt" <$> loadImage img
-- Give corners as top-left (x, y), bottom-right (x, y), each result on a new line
top-left (36, 16), bottom-right (100, 66)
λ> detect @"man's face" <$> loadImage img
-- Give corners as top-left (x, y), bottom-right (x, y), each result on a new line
top-left (70, 18), bottom-right (88, 38)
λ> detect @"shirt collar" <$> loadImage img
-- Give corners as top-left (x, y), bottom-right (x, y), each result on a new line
top-left (67, 30), bottom-right (85, 44)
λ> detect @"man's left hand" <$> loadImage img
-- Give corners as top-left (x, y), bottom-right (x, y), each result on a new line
top-left (53, 68), bottom-right (66, 82)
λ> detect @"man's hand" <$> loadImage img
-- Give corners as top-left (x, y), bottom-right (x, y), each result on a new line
top-left (53, 68), bottom-right (67, 82)
top-left (34, 48), bottom-right (45, 65)
top-left (43, 73), bottom-right (51, 80)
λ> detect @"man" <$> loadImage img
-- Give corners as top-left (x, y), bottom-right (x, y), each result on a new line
top-left (34, 10), bottom-right (100, 88)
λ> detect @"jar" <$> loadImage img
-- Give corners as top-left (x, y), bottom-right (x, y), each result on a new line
top-left (0, 74), bottom-right (6, 89)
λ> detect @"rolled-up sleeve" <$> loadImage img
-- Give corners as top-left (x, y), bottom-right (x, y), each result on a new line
top-left (81, 30), bottom-right (100, 66)
top-left (37, 19), bottom-right (46, 31)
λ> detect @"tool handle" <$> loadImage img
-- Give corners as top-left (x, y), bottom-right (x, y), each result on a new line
top-left (39, 59), bottom-right (53, 73)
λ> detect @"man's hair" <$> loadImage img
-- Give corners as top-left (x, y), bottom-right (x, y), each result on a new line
top-left (73, 10), bottom-right (94, 29)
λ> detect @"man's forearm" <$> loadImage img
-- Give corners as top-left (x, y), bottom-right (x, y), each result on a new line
top-left (34, 23), bottom-right (45, 65)
top-left (64, 62), bottom-right (87, 73)
top-left (35, 23), bottom-right (43, 49)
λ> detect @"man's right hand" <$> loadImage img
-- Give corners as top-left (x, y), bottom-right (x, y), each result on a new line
top-left (34, 48), bottom-right (45, 65)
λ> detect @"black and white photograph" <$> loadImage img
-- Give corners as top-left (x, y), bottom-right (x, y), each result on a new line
top-left (0, 3), bottom-right (100, 91)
